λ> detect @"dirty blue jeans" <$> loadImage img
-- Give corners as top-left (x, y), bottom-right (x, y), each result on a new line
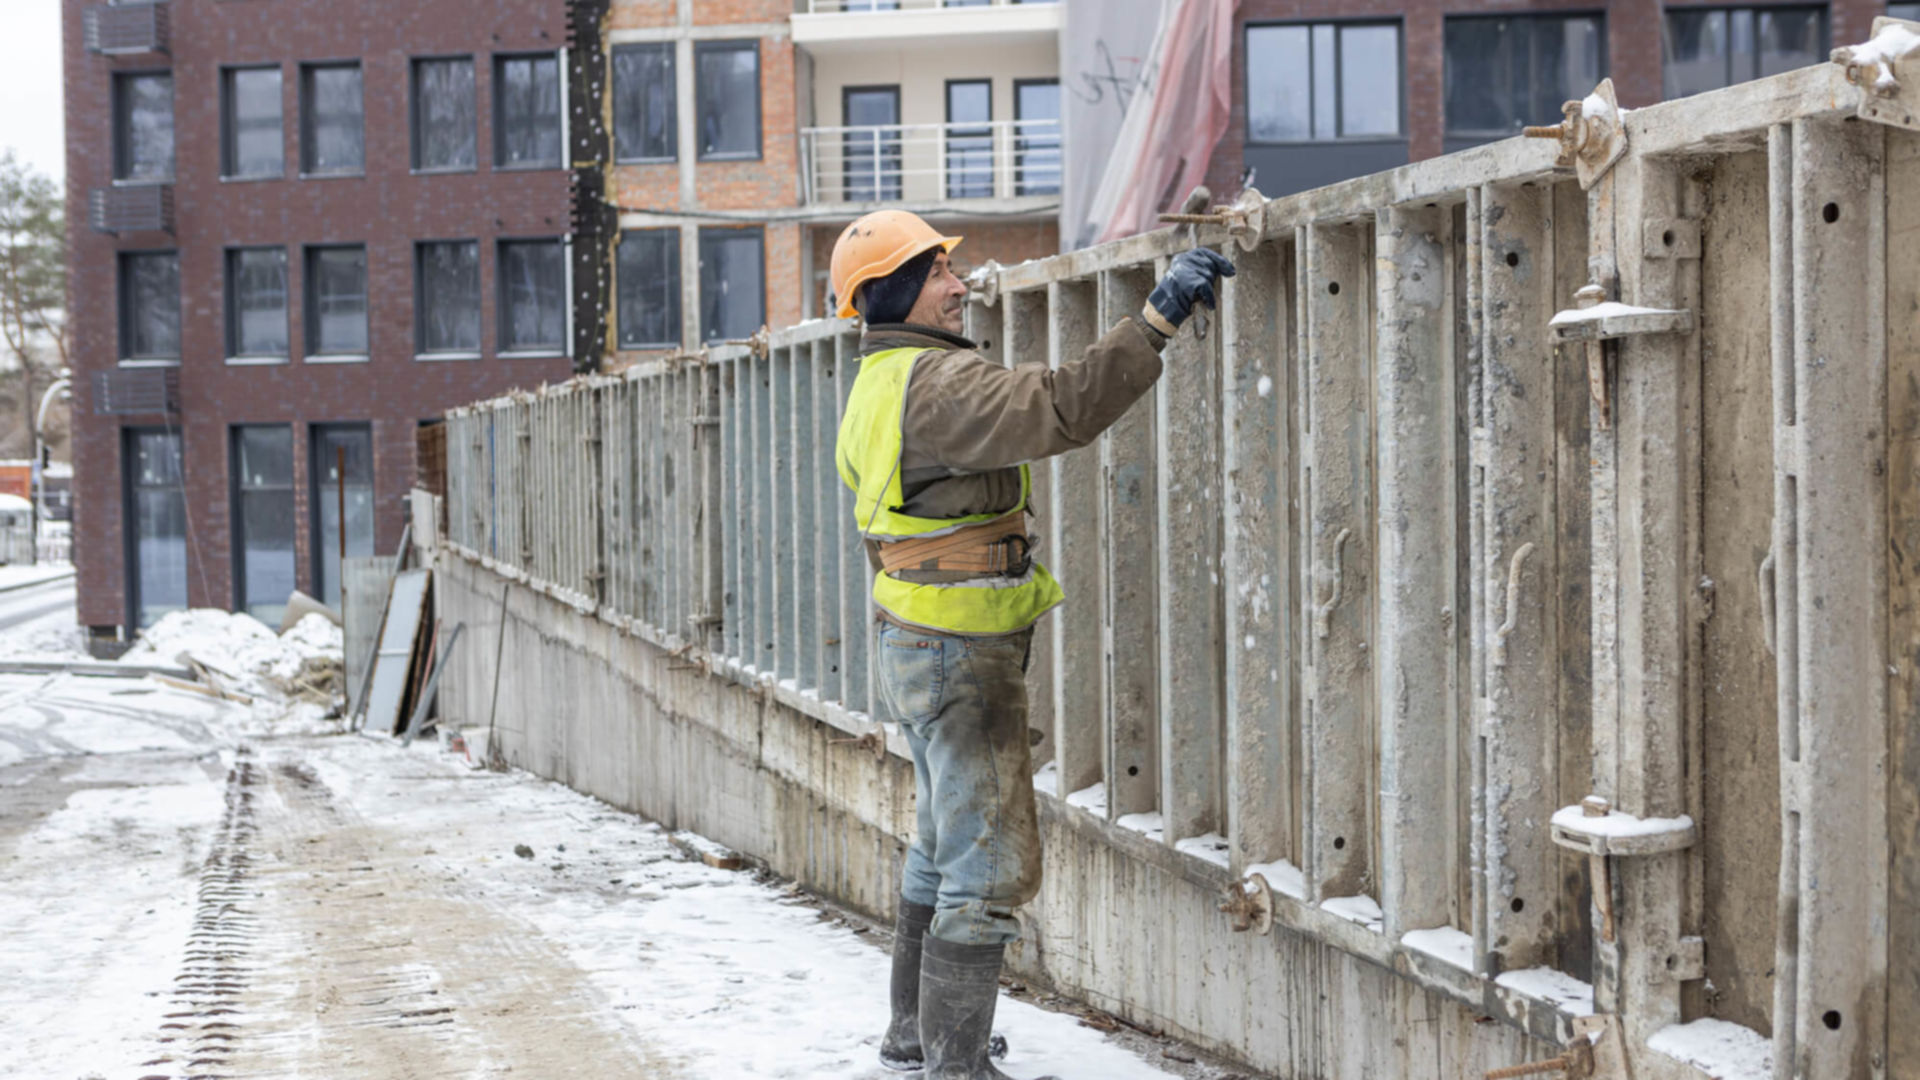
top-left (875, 620), bottom-right (1041, 947)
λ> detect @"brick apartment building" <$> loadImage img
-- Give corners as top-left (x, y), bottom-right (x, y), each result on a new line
top-left (66, 0), bottom-right (1067, 642)
top-left (1205, 0), bottom-right (1900, 198)
top-left (593, 0), bottom-right (1063, 372)
top-left (66, 0), bottom-right (577, 640)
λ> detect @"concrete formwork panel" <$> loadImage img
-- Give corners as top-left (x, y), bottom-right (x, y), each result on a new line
top-left (437, 59), bottom-right (1920, 1080)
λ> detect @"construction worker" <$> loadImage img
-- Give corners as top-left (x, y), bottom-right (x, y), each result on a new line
top-left (832, 209), bottom-right (1232, 1080)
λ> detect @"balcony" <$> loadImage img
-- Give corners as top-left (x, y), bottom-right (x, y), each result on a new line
top-left (792, 0), bottom-right (1059, 52)
top-left (89, 185), bottom-right (173, 235)
top-left (800, 120), bottom-right (1060, 212)
top-left (92, 367), bottom-right (179, 416)
top-left (84, 2), bottom-right (169, 56)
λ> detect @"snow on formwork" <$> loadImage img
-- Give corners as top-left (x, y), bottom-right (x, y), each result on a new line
top-left (1495, 967), bottom-right (1597, 1017)
top-left (1174, 832), bottom-right (1230, 867)
top-left (1401, 926), bottom-right (1475, 971)
top-left (1834, 21), bottom-right (1920, 94)
top-left (1646, 1018), bottom-right (1774, 1079)
top-left (1549, 803), bottom-right (1695, 838)
top-left (1244, 858), bottom-right (1307, 899)
top-left (1066, 781), bottom-right (1108, 816)
top-left (1321, 894), bottom-right (1385, 932)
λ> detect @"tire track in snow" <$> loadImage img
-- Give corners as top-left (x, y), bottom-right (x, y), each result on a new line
top-left (138, 745), bottom-right (261, 1080)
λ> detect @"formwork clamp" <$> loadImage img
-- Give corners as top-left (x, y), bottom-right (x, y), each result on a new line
top-left (1833, 17), bottom-right (1920, 130)
top-left (1218, 872), bottom-right (1275, 936)
top-left (1155, 186), bottom-right (1269, 253)
top-left (1523, 78), bottom-right (1628, 191)
top-left (967, 260), bottom-right (1004, 307)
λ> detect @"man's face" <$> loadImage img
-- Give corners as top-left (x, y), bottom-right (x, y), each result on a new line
top-left (904, 251), bottom-right (967, 334)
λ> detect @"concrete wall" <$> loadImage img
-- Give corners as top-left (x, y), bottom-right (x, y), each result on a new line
top-left (433, 549), bottom-right (1554, 1076)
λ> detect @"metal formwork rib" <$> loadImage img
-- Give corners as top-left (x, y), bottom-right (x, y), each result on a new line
top-left (439, 57), bottom-right (1920, 1079)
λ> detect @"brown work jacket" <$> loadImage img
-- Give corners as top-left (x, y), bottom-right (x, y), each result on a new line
top-left (859, 319), bottom-right (1166, 583)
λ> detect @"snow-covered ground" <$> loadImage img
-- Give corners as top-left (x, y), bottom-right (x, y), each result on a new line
top-left (0, 561), bottom-right (75, 592)
top-left (0, 588), bottom-right (1231, 1080)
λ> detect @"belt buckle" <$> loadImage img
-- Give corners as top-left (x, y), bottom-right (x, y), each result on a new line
top-left (993, 534), bottom-right (1033, 577)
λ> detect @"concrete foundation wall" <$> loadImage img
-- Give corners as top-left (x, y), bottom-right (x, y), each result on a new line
top-left (434, 550), bottom-right (1552, 1076)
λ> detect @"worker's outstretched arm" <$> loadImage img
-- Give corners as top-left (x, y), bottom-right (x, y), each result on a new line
top-left (902, 249), bottom-right (1235, 472)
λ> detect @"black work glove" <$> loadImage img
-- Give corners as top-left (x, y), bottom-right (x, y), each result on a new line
top-left (1141, 247), bottom-right (1236, 336)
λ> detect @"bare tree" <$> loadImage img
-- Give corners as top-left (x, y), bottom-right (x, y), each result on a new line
top-left (0, 150), bottom-right (67, 460)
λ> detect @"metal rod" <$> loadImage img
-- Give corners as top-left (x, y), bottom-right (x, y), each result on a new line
top-left (401, 622), bottom-right (465, 746)
top-left (484, 582), bottom-right (511, 767)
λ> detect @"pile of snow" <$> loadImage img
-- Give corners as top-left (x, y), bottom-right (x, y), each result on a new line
top-left (120, 608), bottom-right (343, 706)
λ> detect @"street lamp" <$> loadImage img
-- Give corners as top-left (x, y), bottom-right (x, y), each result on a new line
top-left (32, 371), bottom-right (71, 566)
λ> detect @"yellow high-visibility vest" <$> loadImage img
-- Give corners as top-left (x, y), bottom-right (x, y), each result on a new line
top-left (834, 347), bottom-right (1064, 635)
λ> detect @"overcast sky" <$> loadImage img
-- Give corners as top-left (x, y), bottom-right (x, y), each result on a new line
top-left (0, 1), bottom-right (65, 185)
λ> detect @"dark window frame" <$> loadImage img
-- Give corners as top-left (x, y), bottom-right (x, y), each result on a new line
top-left (300, 60), bottom-right (367, 177)
top-left (112, 68), bottom-right (175, 183)
top-left (410, 54), bottom-right (479, 174)
top-left (694, 39), bottom-right (763, 162)
top-left (1013, 77), bottom-right (1061, 197)
top-left (117, 248), bottom-right (181, 363)
top-left (1660, 4), bottom-right (1830, 98)
top-left (413, 239), bottom-right (484, 358)
top-left (303, 243), bottom-right (370, 359)
top-left (122, 426), bottom-right (188, 629)
top-left (220, 64), bottom-right (284, 180)
top-left (613, 42), bottom-right (678, 163)
top-left (496, 236), bottom-right (569, 355)
top-left (1243, 18), bottom-right (1407, 145)
top-left (230, 423), bottom-right (297, 623)
top-left (308, 421), bottom-right (375, 608)
top-left (1442, 10), bottom-right (1608, 142)
top-left (842, 83), bottom-right (902, 202)
top-left (224, 245), bottom-right (292, 361)
top-left (697, 225), bottom-right (766, 345)
top-left (617, 227), bottom-right (684, 351)
top-left (493, 51), bottom-right (565, 171)
top-left (944, 78), bottom-right (993, 200)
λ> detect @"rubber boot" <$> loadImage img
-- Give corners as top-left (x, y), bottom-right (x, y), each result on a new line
top-left (879, 899), bottom-right (936, 1071)
top-left (920, 937), bottom-right (1059, 1080)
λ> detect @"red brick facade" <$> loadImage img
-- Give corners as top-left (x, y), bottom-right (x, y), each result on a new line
top-left (64, 0), bottom-right (573, 632)
top-left (1206, 0), bottom-right (1886, 201)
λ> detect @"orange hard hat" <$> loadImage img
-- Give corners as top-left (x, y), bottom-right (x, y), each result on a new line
top-left (829, 210), bottom-right (962, 320)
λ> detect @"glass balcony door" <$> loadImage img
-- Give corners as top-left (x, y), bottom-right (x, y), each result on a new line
top-left (843, 85), bottom-right (901, 202)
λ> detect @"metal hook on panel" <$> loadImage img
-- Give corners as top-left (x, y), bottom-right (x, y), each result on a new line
top-left (1491, 541), bottom-right (1536, 668)
top-left (1313, 527), bottom-right (1353, 640)
top-left (1759, 547), bottom-right (1777, 657)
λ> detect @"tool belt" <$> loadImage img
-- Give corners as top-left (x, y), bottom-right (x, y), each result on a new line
top-left (877, 514), bottom-right (1033, 578)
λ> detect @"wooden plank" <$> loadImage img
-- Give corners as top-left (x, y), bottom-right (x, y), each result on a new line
top-left (364, 568), bottom-right (431, 736)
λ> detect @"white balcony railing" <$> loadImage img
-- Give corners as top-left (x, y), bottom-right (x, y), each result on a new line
top-left (800, 119), bottom-right (1060, 207)
top-left (804, 0), bottom-right (1054, 12)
